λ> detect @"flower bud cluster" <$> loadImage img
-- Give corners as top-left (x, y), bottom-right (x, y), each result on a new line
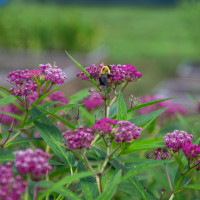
top-left (146, 148), bottom-right (172, 160)
top-left (0, 162), bottom-right (28, 200)
top-left (182, 142), bottom-right (200, 160)
top-left (93, 118), bottom-right (142, 143)
top-left (62, 126), bottom-right (94, 150)
top-left (77, 64), bottom-right (142, 84)
top-left (163, 130), bottom-right (194, 153)
top-left (7, 64), bottom-right (67, 97)
top-left (8, 69), bottom-right (38, 97)
top-left (39, 63), bottom-right (67, 84)
top-left (83, 92), bottom-right (104, 110)
top-left (93, 118), bottom-right (118, 134)
top-left (115, 121), bottom-right (142, 143)
top-left (14, 149), bottom-right (52, 177)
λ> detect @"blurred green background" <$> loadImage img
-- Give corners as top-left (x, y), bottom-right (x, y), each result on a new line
top-left (0, 0), bottom-right (200, 95)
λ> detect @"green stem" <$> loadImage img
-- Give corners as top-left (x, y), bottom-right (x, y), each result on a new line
top-left (4, 130), bottom-right (22, 147)
top-left (104, 100), bottom-right (107, 118)
top-left (96, 174), bottom-right (102, 194)
top-left (164, 163), bottom-right (173, 193)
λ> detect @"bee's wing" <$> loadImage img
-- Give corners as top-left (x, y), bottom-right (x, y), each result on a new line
top-left (90, 72), bottom-right (99, 79)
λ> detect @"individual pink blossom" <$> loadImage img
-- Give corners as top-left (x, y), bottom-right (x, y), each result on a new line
top-left (77, 64), bottom-right (142, 84)
top-left (14, 149), bottom-right (52, 177)
top-left (146, 148), bottom-right (172, 160)
top-left (0, 162), bottom-right (28, 200)
top-left (83, 92), bottom-right (104, 110)
top-left (62, 126), bottom-right (94, 150)
top-left (163, 130), bottom-right (194, 153)
top-left (138, 95), bottom-right (187, 117)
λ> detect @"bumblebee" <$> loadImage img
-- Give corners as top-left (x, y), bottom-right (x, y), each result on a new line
top-left (90, 65), bottom-right (113, 86)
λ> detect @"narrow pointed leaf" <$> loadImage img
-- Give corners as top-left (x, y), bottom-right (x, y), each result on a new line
top-left (117, 91), bottom-right (127, 121)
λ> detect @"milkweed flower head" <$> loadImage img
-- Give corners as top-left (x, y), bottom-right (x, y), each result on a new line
top-left (7, 64), bottom-right (67, 97)
top-left (76, 64), bottom-right (142, 84)
top-left (62, 126), bottom-right (94, 150)
top-left (163, 130), bottom-right (194, 153)
top-left (138, 95), bottom-right (187, 117)
top-left (146, 148), bottom-right (172, 160)
top-left (14, 149), bottom-right (52, 178)
top-left (93, 118), bottom-right (142, 143)
top-left (83, 92), bottom-right (104, 110)
top-left (182, 142), bottom-right (200, 160)
top-left (0, 162), bottom-right (28, 200)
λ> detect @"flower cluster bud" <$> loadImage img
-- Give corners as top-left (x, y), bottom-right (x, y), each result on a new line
top-left (14, 149), bottom-right (52, 177)
top-left (163, 130), bottom-right (194, 153)
top-left (146, 148), bottom-right (172, 160)
top-left (62, 126), bottom-right (94, 150)
top-left (0, 162), bottom-right (28, 200)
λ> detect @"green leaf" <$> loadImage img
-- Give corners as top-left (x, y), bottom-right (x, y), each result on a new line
top-left (80, 106), bottom-right (95, 125)
top-left (66, 51), bottom-right (100, 90)
top-left (0, 111), bottom-right (23, 121)
top-left (118, 177), bottom-right (151, 200)
top-left (0, 85), bottom-right (25, 105)
top-left (121, 138), bottom-right (164, 155)
top-left (55, 188), bottom-right (82, 200)
top-left (179, 184), bottom-right (200, 190)
top-left (6, 138), bottom-right (43, 147)
top-left (31, 107), bottom-right (73, 166)
top-left (48, 159), bottom-right (65, 166)
top-left (121, 160), bottom-right (173, 182)
top-left (97, 170), bottom-right (121, 200)
top-left (33, 104), bottom-right (75, 129)
top-left (38, 171), bottom-right (95, 200)
top-left (117, 91), bottom-right (127, 121)
top-left (169, 151), bottom-right (184, 173)
top-left (129, 108), bottom-right (168, 126)
top-left (0, 95), bottom-right (16, 106)
top-left (112, 97), bottom-right (173, 119)
top-left (0, 150), bottom-right (15, 161)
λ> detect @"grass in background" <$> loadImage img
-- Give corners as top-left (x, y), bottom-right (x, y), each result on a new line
top-left (0, 2), bottom-right (200, 94)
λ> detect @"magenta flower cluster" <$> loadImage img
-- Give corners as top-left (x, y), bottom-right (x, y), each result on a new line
top-left (182, 142), bottom-right (200, 161)
top-left (0, 162), bottom-right (28, 200)
top-left (138, 95), bottom-right (187, 117)
top-left (94, 118), bottom-right (118, 134)
top-left (77, 64), bottom-right (142, 84)
top-left (93, 118), bottom-right (142, 143)
top-left (7, 64), bottom-right (67, 97)
top-left (115, 121), bottom-right (142, 143)
top-left (14, 149), bottom-right (52, 177)
top-left (83, 92), bottom-right (104, 110)
top-left (8, 69), bottom-right (39, 97)
top-left (163, 130), bottom-right (194, 153)
top-left (39, 63), bottom-right (67, 84)
top-left (147, 148), bottom-right (172, 160)
top-left (48, 91), bottom-right (69, 106)
top-left (62, 126), bottom-right (94, 150)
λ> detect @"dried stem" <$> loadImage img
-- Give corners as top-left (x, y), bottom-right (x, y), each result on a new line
top-left (164, 163), bottom-right (173, 193)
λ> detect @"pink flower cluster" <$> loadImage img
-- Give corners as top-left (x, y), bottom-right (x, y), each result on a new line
top-left (83, 92), bottom-right (104, 110)
top-left (39, 63), bottom-right (67, 84)
top-left (7, 64), bottom-right (67, 97)
top-left (146, 148), bottom-right (172, 160)
top-left (0, 106), bottom-right (14, 124)
top-left (163, 130), bottom-right (194, 153)
top-left (8, 69), bottom-right (38, 97)
top-left (14, 149), bottom-right (52, 177)
top-left (93, 118), bottom-right (142, 143)
top-left (138, 95), bottom-right (187, 117)
top-left (0, 162), bottom-right (28, 200)
top-left (182, 142), bottom-right (200, 160)
top-left (62, 126), bottom-right (94, 150)
top-left (94, 118), bottom-right (118, 134)
top-left (48, 91), bottom-right (69, 106)
top-left (115, 121), bottom-right (142, 143)
top-left (77, 64), bottom-right (142, 84)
